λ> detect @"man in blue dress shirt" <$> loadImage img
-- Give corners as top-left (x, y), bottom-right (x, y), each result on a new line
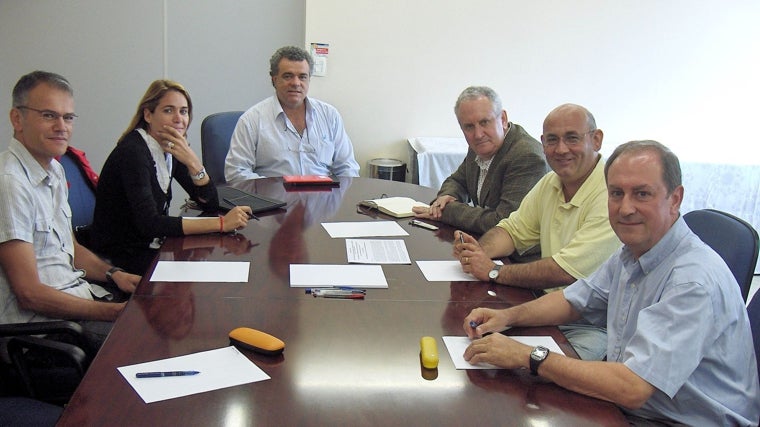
top-left (462, 140), bottom-right (759, 425)
top-left (225, 46), bottom-right (360, 182)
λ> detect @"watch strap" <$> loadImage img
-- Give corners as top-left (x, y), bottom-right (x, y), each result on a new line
top-left (106, 266), bottom-right (125, 283)
top-left (529, 346), bottom-right (549, 376)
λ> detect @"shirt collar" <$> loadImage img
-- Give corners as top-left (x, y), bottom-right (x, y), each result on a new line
top-left (9, 137), bottom-right (58, 186)
top-left (549, 155), bottom-right (606, 207)
top-left (621, 215), bottom-right (687, 274)
top-left (272, 96), bottom-right (312, 127)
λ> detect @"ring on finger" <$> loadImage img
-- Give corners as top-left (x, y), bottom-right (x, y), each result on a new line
top-left (168, 142), bottom-right (175, 149)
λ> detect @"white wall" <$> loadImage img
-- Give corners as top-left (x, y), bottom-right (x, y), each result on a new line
top-left (305, 0), bottom-right (760, 175)
top-left (2, 1), bottom-right (758, 176)
top-left (0, 0), bottom-right (305, 171)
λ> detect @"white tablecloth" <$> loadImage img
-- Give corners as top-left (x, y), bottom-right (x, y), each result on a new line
top-left (407, 137), bottom-right (468, 189)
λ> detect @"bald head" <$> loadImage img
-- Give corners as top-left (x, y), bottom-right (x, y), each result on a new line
top-left (543, 103), bottom-right (596, 131)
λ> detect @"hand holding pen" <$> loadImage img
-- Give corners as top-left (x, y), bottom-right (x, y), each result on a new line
top-left (223, 198), bottom-right (259, 221)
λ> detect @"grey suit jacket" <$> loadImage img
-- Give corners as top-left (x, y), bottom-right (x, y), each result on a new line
top-left (437, 122), bottom-right (548, 235)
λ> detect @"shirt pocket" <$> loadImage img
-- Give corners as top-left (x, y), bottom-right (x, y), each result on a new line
top-left (314, 135), bottom-right (336, 166)
top-left (33, 218), bottom-right (55, 256)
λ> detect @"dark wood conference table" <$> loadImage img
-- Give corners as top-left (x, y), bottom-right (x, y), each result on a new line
top-left (57, 177), bottom-right (626, 426)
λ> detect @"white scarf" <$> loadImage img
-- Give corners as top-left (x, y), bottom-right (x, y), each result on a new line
top-left (137, 128), bottom-right (173, 193)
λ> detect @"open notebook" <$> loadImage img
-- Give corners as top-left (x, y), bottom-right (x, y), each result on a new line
top-left (359, 197), bottom-right (429, 218)
top-left (217, 186), bottom-right (286, 214)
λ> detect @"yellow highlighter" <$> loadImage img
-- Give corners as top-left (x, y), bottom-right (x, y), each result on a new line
top-left (420, 336), bottom-right (439, 369)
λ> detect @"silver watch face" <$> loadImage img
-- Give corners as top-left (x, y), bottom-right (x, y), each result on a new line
top-left (488, 269), bottom-right (499, 279)
top-left (531, 346), bottom-right (549, 361)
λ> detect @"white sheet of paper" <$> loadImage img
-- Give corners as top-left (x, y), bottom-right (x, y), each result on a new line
top-left (416, 260), bottom-right (503, 282)
top-left (289, 264), bottom-right (388, 288)
top-left (149, 261), bottom-right (250, 282)
top-left (416, 260), bottom-right (477, 281)
top-left (118, 346), bottom-right (270, 403)
top-left (322, 221), bottom-right (409, 238)
top-left (346, 239), bottom-right (411, 264)
top-left (442, 336), bottom-right (566, 370)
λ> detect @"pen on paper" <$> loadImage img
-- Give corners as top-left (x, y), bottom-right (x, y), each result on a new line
top-left (136, 370), bottom-right (200, 378)
top-left (223, 198), bottom-right (260, 221)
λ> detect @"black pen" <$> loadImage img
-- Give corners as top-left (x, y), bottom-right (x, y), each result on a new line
top-left (223, 198), bottom-right (260, 221)
top-left (136, 370), bottom-right (200, 378)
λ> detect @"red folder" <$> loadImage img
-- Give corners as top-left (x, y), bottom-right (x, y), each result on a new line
top-left (283, 175), bottom-right (339, 186)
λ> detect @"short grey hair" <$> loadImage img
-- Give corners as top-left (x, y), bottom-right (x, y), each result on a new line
top-left (269, 46), bottom-right (314, 76)
top-left (12, 70), bottom-right (73, 107)
top-left (454, 86), bottom-right (502, 117)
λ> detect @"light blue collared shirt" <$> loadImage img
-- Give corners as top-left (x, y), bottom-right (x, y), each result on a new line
top-left (564, 217), bottom-right (759, 425)
top-left (225, 96), bottom-right (360, 183)
top-left (0, 139), bottom-right (108, 323)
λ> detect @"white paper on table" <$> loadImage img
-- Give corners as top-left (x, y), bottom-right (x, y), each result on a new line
top-left (321, 221), bottom-right (409, 238)
top-left (442, 336), bottom-right (566, 370)
top-left (346, 239), bottom-right (411, 264)
top-left (415, 260), bottom-right (503, 282)
top-left (118, 346), bottom-right (270, 403)
top-left (289, 264), bottom-right (388, 288)
top-left (149, 261), bottom-right (250, 282)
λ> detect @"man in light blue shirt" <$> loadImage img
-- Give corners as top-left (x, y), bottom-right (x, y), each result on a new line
top-left (225, 46), bottom-right (360, 183)
top-left (462, 140), bottom-right (759, 425)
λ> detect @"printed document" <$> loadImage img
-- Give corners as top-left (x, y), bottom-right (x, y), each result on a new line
top-left (346, 239), bottom-right (411, 264)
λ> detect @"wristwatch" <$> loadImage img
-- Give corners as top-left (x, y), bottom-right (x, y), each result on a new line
top-left (190, 167), bottom-right (207, 181)
top-left (105, 266), bottom-right (125, 283)
top-left (529, 345), bottom-right (550, 376)
top-left (488, 263), bottom-right (502, 283)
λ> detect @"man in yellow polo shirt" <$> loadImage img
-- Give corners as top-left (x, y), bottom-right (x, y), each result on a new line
top-left (455, 103), bottom-right (621, 360)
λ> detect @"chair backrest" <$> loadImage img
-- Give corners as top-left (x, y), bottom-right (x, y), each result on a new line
top-left (201, 111), bottom-right (244, 184)
top-left (59, 151), bottom-right (97, 229)
top-left (748, 294), bottom-right (760, 383)
top-left (683, 209), bottom-right (759, 301)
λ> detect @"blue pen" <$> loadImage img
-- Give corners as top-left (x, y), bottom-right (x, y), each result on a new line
top-left (332, 286), bottom-right (366, 293)
top-left (136, 370), bottom-right (200, 378)
top-left (469, 320), bottom-right (479, 329)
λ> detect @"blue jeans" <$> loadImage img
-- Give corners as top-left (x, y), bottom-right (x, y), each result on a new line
top-left (559, 323), bottom-right (607, 361)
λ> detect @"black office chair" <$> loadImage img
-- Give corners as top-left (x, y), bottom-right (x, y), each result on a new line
top-left (58, 149), bottom-right (98, 247)
top-left (683, 209), bottom-right (759, 302)
top-left (201, 111), bottom-right (244, 184)
top-left (0, 320), bottom-right (94, 405)
top-left (0, 397), bottom-right (63, 426)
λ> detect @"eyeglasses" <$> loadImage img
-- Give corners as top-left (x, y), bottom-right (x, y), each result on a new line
top-left (17, 106), bottom-right (78, 124)
top-left (542, 130), bottom-right (595, 147)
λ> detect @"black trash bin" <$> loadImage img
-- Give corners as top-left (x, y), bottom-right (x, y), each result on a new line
top-left (368, 158), bottom-right (406, 182)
